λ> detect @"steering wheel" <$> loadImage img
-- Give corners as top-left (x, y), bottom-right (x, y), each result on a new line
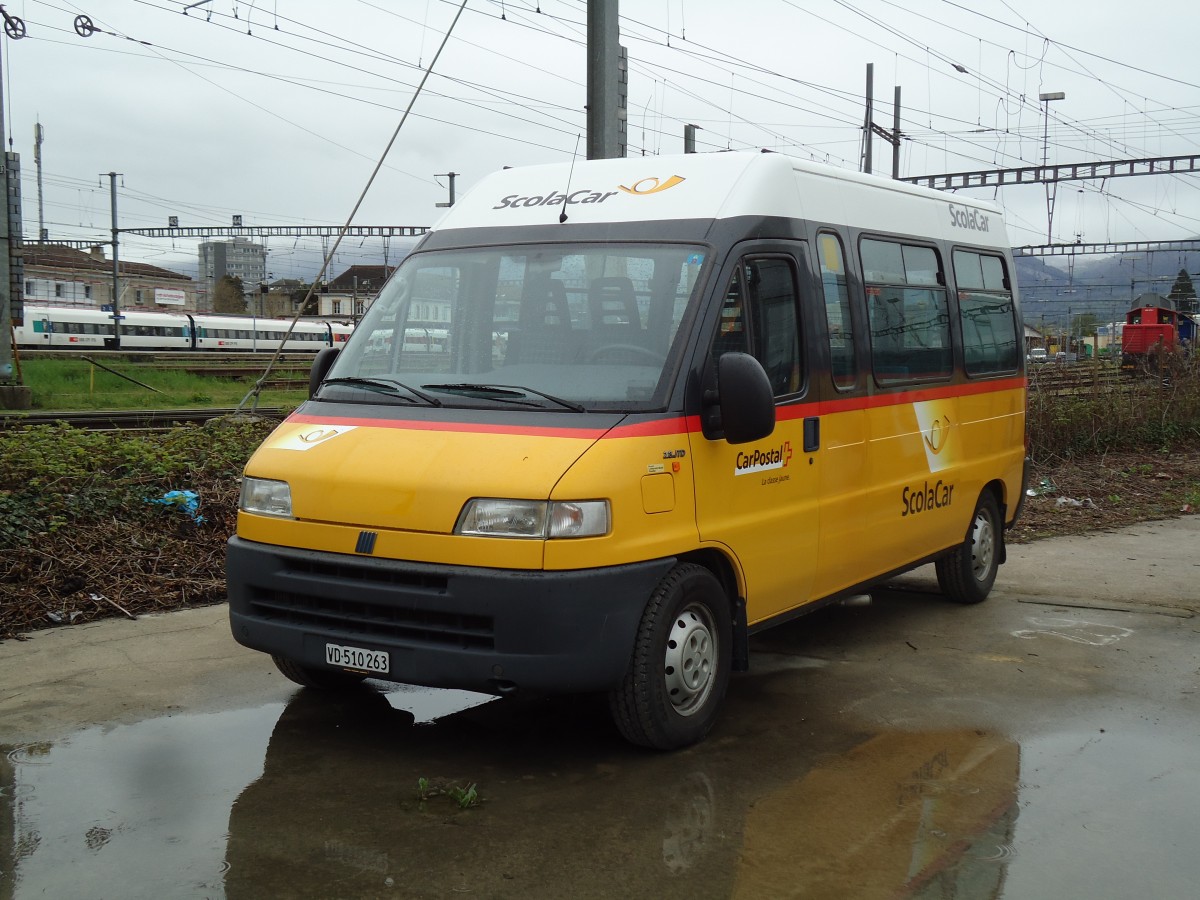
top-left (586, 343), bottom-right (666, 365)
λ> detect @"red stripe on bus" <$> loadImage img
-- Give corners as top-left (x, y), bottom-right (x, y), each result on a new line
top-left (288, 379), bottom-right (1024, 440)
top-left (286, 412), bottom-right (610, 440)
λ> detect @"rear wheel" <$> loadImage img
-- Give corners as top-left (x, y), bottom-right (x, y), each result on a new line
top-left (936, 492), bottom-right (1001, 604)
top-left (609, 563), bottom-right (732, 750)
top-left (272, 654), bottom-right (370, 690)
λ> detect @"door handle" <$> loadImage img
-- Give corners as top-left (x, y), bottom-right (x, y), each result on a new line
top-left (803, 417), bottom-right (820, 453)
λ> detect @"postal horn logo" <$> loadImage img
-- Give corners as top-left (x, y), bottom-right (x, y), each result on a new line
top-left (617, 175), bottom-right (686, 195)
top-left (923, 415), bottom-right (951, 455)
top-left (299, 427), bottom-right (339, 444)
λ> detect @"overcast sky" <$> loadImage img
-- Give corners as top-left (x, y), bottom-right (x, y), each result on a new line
top-left (5, 0), bottom-right (1198, 282)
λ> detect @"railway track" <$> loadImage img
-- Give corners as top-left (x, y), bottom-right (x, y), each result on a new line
top-left (1026, 363), bottom-right (1128, 395)
top-left (0, 407), bottom-right (288, 431)
top-left (1, 361), bottom-right (1139, 431)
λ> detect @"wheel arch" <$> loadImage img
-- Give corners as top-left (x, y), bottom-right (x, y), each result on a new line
top-left (982, 477), bottom-right (1008, 564)
top-left (676, 547), bottom-right (748, 671)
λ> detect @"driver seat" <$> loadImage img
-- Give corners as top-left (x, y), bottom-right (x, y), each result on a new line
top-left (588, 276), bottom-right (644, 346)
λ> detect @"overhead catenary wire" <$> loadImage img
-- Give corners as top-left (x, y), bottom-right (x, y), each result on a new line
top-left (13, 0), bottom-right (1200, 257)
top-left (237, 0), bottom-right (469, 413)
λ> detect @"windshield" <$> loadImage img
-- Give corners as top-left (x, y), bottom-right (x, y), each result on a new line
top-left (324, 242), bottom-right (709, 411)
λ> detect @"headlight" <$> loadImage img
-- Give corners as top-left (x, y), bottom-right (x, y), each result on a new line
top-left (455, 499), bottom-right (609, 539)
top-left (239, 477), bottom-right (293, 518)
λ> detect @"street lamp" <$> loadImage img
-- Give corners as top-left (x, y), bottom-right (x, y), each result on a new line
top-left (1039, 91), bottom-right (1065, 243)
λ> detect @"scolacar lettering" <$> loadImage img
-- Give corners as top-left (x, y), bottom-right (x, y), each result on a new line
top-left (901, 479), bottom-right (955, 517)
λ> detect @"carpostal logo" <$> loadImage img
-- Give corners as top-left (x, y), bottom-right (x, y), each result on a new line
top-left (948, 202), bottom-right (990, 233)
top-left (734, 441), bottom-right (793, 476)
top-left (492, 174), bottom-right (686, 210)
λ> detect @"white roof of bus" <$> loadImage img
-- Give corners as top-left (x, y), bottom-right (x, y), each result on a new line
top-left (432, 151), bottom-right (1009, 250)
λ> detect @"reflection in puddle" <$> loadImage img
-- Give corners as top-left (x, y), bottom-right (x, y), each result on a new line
top-left (731, 731), bottom-right (1020, 899)
top-left (382, 683), bottom-right (495, 723)
top-left (1, 705), bottom-right (279, 899)
top-left (661, 771), bottom-right (716, 875)
top-left (3, 684), bottom-right (1197, 899)
top-left (221, 692), bottom-right (1026, 899)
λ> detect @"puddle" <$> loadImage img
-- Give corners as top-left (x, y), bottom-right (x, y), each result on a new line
top-left (1001, 729), bottom-right (1200, 899)
top-left (2, 685), bottom-right (1197, 898)
top-left (1, 704), bottom-right (280, 899)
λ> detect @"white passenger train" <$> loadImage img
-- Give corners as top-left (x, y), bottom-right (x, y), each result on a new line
top-left (13, 305), bottom-right (353, 351)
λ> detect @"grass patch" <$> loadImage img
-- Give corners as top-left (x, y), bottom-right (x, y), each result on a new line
top-left (16, 358), bottom-right (309, 410)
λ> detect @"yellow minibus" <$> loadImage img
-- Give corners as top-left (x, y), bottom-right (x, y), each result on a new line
top-left (227, 151), bottom-right (1029, 749)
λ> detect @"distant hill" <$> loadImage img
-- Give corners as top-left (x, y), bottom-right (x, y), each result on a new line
top-left (1016, 243), bottom-right (1200, 329)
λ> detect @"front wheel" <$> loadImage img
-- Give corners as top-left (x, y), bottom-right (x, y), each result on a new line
top-left (935, 492), bottom-right (1001, 604)
top-left (609, 563), bottom-right (732, 750)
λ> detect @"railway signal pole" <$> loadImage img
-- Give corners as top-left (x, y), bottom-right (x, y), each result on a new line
top-left (106, 172), bottom-right (122, 349)
top-left (0, 12), bottom-right (30, 408)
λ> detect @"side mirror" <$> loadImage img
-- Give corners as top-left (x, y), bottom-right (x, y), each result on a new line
top-left (717, 352), bottom-right (775, 444)
top-left (309, 346), bottom-right (340, 398)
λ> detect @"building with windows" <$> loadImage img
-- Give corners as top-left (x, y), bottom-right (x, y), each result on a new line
top-left (197, 238), bottom-right (268, 311)
top-left (320, 265), bottom-right (396, 319)
top-left (22, 244), bottom-right (195, 311)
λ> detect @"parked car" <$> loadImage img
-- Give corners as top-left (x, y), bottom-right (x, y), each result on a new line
top-left (1027, 348), bottom-right (1048, 363)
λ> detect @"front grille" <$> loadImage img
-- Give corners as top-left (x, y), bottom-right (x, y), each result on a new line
top-left (287, 555), bottom-right (449, 592)
top-left (248, 557), bottom-right (493, 649)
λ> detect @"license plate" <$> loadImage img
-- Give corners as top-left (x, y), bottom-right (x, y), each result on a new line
top-left (325, 642), bottom-right (389, 675)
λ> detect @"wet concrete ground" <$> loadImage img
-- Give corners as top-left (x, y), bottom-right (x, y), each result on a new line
top-left (2, 521), bottom-right (1199, 899)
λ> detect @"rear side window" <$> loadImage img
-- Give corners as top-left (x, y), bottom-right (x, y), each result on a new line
top-left (860, 239), bottom-right (951, 385)
top-left (818, 233), bottom-right (857, 391)
top-left (954, 249), bottom-right (1019, 375)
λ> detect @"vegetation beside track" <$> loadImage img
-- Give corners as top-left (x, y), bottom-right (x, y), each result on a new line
top-left (12, 356), bottom-right (310, 410)
top-left (1, 415), bottom-right (277, 639)
top-left (1026, 356), bottom-right (1200, 459)
top-left (1, 362), bottom-right (1199, 640)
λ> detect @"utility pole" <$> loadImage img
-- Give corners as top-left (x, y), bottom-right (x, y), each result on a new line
top-left (586, 0), bottom-right (624, 160)
top-left (890, 86), bottom-right (901, 180)
top-left (0, 21), bottom-right (13, 387)
top-left (1040, 91), bottom-right (1066, 243)
top-left (862, 64), bottom-right (874, 175)
top-left (34, 122), bottom-right (45, 241)
top-left (106, 172), bottom-right (122, 349)
top-left (0, 11), bottom-right (31, 408)
top-left (862, 64), bottom-right (903, 178)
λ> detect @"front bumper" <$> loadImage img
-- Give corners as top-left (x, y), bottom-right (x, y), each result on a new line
top-left (226, 536), bottom-right (675, 695)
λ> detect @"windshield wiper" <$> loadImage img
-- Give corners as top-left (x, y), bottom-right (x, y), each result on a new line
top-left (318, 376), bottom-right (442, 406)
top-left (424, 382), bottom-right (585, 412)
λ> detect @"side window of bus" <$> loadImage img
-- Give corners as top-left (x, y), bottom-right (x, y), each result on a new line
top-left (953, 249), bottom-right (1019, 375)
top-left (860, 239), bottom-right (951, 385)
top-left (818, 232), bottom-right (857, 390)
top-left (712, 256), bottom-right (803, 398)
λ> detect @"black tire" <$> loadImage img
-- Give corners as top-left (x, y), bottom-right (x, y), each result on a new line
top-left (935, 491), bottom-right (1001, 604)
top-left (608, 563), bottom-right (732, 750)
top-left (272, 654), bottom-right (370, 690)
